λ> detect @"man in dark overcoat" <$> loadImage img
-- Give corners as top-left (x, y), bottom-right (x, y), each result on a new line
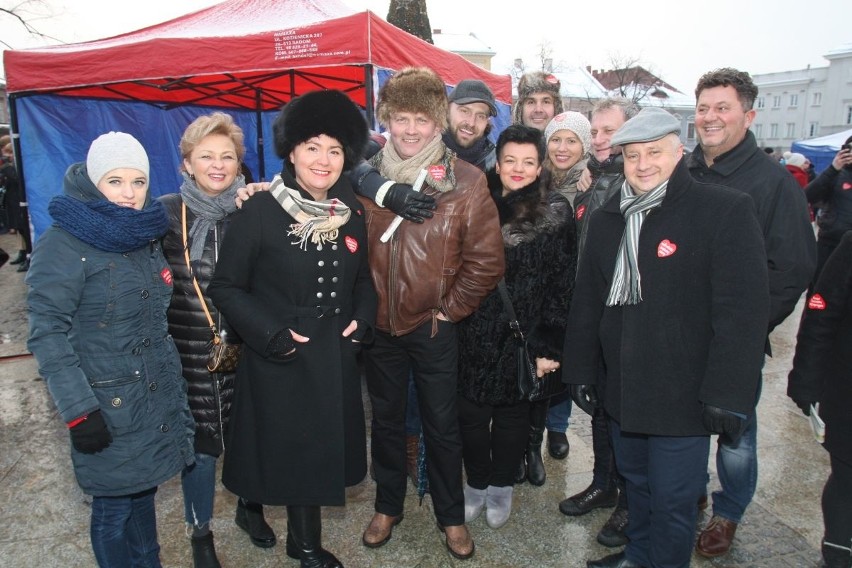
top-left (564, 107), bottom-right (770, 568)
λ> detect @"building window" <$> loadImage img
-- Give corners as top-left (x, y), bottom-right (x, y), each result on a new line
top-left (753, 124), bottom-right (763, 138)
top-left (687, 122), bottom-right (695, 140)
top-left (848, 106), bottom-right (852, 125)
top-left (786, 123), bottom-right (796, 138)
top-left (772, 96), bottom-right (781, 108)
top-left (756, 97), bottom-right (765, 109)
top-left (770, 123), bottom-right (779, 138)
top-left (812, 92), bottom-right (822, 105)
top-left (789, 94), bottom-right (798, 107)
top-left (809, 122), bottom-right (820, 137)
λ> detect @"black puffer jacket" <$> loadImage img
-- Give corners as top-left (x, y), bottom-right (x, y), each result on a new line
top-left (161, 193), bottom-right (234, 457)
top-left (457, 170), bottom-right (576, 406)
top-left (573, 154), bottom-right (624, 257)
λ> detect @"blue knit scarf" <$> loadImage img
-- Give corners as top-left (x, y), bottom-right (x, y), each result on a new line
top-left (49, 195), bottom-right (169, 253)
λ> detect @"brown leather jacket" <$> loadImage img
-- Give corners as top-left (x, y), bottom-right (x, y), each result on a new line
top-left (359, 156), bottom-right (505, 337)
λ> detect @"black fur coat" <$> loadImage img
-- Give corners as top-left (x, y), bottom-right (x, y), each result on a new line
top-left (457, 169), bottom-right (577, 406)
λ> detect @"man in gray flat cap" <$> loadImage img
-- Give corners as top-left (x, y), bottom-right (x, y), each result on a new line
top-left (563, 107), bottom-right (771, 568)
top-left (442, 79), bottom-right (498, 172)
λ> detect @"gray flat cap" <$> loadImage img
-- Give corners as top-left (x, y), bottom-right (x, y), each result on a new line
top-left (610, 107), bottom-right (681, 147)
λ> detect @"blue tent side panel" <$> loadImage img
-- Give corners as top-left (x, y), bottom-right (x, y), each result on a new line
top-left (17, 95), bottom-right (281, 240)
top-left (791, 140), bottom-right (835, 175)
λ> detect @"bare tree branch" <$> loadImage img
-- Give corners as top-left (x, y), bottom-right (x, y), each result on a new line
top-left (1, 1), bottom-right (65, 48)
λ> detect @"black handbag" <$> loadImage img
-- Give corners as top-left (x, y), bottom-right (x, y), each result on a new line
top-left (497, 280), bottom-right (566, 402)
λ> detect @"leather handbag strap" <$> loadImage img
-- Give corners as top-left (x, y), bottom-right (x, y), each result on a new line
top-left (497, 279), bottom-right (525, 342)
top-left (182, 202), bottom-right (221, 345)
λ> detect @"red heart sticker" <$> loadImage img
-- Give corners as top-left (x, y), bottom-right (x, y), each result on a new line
top-left (808, 293), bottom-right (826, 310)
top-left (160, 268), bottom-right (173, 286)
top-left (576, 204), bottom-right (586, 220)
top-left (344, 235), bottom-right (358, 253)
top-left (843, 182), bottom-right (852, 191)
top-left (429, 165), bottom-right (446, 181)
top-left (657, 239), bottom-right (677, 258)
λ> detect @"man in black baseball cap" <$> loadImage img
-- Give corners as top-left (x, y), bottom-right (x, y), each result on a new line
top-left (443, 80), bottom-right (498, 171)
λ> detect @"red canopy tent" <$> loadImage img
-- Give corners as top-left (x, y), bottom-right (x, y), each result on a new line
top-left (3, 0), bottom-right (512, 237)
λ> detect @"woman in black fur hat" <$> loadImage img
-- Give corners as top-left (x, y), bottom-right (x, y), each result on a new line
top-left (208, 90), bottom-right (377, 568)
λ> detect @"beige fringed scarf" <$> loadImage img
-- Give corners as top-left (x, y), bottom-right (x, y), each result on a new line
top-left (268, 174), bottom-right (351, 250)
top-left (373, 134), bottom-right (456, 193)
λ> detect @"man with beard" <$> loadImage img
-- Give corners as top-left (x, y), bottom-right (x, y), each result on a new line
top-left (442, 80), bottom-right (498, 172)
top-left (512, 71), bottom-right (563, 131)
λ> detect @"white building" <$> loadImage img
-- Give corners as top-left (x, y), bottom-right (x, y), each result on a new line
top-left (751, 43), bottom-right (852, 153)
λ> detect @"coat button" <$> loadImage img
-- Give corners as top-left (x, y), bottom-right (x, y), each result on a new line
top-left (111, 397), bottom-right (122, 407)
top-left (142, 338), bottom-right (151, 347)
top-left (330, 292), bottom-right (337, 298)
top-left (318, 261), bottom-right (325, 267)
top-left (334, 308), bottom-right (341, 314)
top-left (316, 292), bottom-right (323, 299)
top-left (159, 424), bottom-right (170, 433)
top-left (332, 277), bottom-right (338, 283)
top-left (141, 290), bottom-right (149, 299)
top-left (134, 370), bottom-right (141, 376)
top-left (318, 277), bottom-right (324, 283)
top-left (331, 244), bottom-right (338, 251)
top-left (149, 382), bottom-right (158, 391)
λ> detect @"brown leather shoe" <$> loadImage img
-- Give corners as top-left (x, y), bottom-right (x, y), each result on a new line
top-left (438, 523), bottom-right (475, 560)
top-left (695, 515), bottom-right (737, 558)
top-left (362, 512), bottom-right (403, 548)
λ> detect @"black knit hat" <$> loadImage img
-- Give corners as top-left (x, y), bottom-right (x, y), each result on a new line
top-left (273, 90), bottom-right (369, 171)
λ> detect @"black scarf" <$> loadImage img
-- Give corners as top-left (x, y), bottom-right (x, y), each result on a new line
top-left (443, 132), bottom-right (492, 169)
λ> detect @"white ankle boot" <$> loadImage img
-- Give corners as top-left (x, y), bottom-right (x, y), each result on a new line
top-left (463, 484), bottom-right (487, 522)
top-left (485, 485), bottom-right (513, 529)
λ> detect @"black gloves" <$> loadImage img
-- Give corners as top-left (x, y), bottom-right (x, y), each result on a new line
top-left (69, 410), bottom-right (112, 454)
top-left (570, 383), bottom-right (599, 416)
top-left (266, 329), bottom-right (297, 361)
top-left (702, 404), bottom-right (747, 444)
top-left (790, 396), bottom-right (815, 417)
top-left (348, 319), bottom-right (369, 343)
top-left (383, 183), bottom-right (436, 223)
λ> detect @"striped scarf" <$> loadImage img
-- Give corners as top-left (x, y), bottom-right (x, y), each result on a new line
top-left (605, 179), bottom-right (668, 306)
top-left (268, 174), bottom-right (351, 250)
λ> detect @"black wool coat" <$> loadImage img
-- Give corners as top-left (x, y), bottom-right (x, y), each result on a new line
top-left (564, 160), bottom-right (770, 436)
top-left (788, 231), bottom-right (852, 465)
top-left (207, 171), bottom-right (377, 506)
top-left (457, 171), bottom-right (576, 406)
top-left (161, 193), bottom-right (234, 458)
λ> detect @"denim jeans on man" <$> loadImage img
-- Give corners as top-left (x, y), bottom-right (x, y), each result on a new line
top-left (545, 390), bottom-right (572, 433)
top-left (182, 452), bottom-right (217, 528)
top-left (90, 487), bottom-right (161, 568)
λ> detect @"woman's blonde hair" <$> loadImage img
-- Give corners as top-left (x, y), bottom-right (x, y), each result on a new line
top-left (179, 112), bottom-right (246, 171)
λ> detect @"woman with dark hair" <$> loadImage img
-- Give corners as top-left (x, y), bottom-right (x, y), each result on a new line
top-left (457, 124), bottom-right (576, 529)
top-left (160, 112), bottom-right (274, 567)
top-left (208, 90), bottom-right (376, 568)
top-left (27, 132), bottom-right (195, 567)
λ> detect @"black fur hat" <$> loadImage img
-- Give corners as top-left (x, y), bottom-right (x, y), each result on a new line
top-left (273, 90), bottom-right (368, 171)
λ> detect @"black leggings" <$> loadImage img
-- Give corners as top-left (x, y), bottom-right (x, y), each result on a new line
top-left (823, 454), bottom-right (852, 548)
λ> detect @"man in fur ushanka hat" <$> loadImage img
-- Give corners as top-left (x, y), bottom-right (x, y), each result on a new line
top-left (358, 67), bottom-right (505, 561)
top-left (512, 71), bottom-right (564, 131)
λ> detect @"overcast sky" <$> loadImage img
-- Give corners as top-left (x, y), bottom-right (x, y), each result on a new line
top-left (2, 0), bottom-right (849, 93)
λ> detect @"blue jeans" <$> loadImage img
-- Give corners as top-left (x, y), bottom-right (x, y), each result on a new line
top-left (611, 421), bottom-right (709, 568)
top-left (712, 410), bottom-right (758, 523)
top-left (90, 487), bottom-right (161, 568)
top-left (181, 452), bottom-right (218, 528)
top-left (545, 390), bottom-right (572, 432)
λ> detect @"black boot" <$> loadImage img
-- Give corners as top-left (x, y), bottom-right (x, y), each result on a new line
top-left (190, 532), bottom-right (222, 568)
top-left (9, 250), bottom-right (25, 265)
top-left (822, 540), bottom-right (852, 568)
top-left (514, 455), bottom-right (527, 484)
top-left (287, 505), bottom-right (343, 568)
top-left (235, 498), bottom-right (277, 548)
top-left (15, 257), bottom-right (29, 272)
top-left (527, 400), bottom-right (548, 486)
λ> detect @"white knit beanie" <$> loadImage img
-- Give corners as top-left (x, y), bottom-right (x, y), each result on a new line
top-left (545, 111), bottom-right (592, 156)
top-left (786, 153), bottom-right (806, 167)
top-left (86, 132), bottom-right (149, 186)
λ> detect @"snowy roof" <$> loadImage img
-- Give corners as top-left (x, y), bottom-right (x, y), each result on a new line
top-left (825, 43), bottom-right (852, 59)
top-left (432, 31), bottom-right (495, 56)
